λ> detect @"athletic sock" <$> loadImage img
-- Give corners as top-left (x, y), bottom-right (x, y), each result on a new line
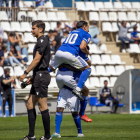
top-left (41, 109), bottom-right (50, 139)
top-left (28, 109), bottom-right (36, 137)
top-left (80, 96), bottom-right (88, 116)
top-left (77, 68), bottom-right (91, 90)
top-left (55, 112), bottom-right (63, 134)
top-left (73, 114), bottom-right (82, 134)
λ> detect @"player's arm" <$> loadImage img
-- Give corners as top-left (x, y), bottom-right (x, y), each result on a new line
top-left (2, 76), bottom-right (16, 84)
top-left (59, 64), bottom-right (79, 72)
top-left (80, 40), bottom-right (89, 55)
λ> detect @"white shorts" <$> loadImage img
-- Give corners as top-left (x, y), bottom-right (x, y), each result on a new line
top-left (51, 50), bottom-right (88, 70)
top-left (57, 88), bottom-right (79, 112)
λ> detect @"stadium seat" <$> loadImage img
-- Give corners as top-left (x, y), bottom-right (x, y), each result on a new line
top-left (106, 66), bottom-right (117, 76)
top-left (91, 55), bottom-right (103, 65)
top-left (125, 65), bottom-right (134, 70)
top-left (85, 2), bottom-right (95, 11)
top-left (116, 34), bottom-right (121, 43)
top-left (0, 67), bottom-right (4, 76)
top-left (47, 12), bottom-right (57, 21)
top-left (49, 77), bottom-right (57, 88)
top-left (27, 55), bottom-right (33, 65)
top-left (129, 44), bottom-right (140, 53)
top-left (23, 1), bottom-right (34, 7)
top-left (15, 79), bottom-right (21, 88)
top-left (102, 22), bottom-right (112, 32)
top-left (90, 77), bottom-right (101, 87)
top-left (45, 22), bottom-right (51, 31)
top-left (101, 55), bottom-right (112, 64)
top-left (4, 66), bottom-right (14, 76)
top-left (19, 1), bottom-right (24, 8)
top-left (89, 12), bottom-right (99, 21)
top-left (109, 12), bottom-right (117, 21)
top-left (100, 44), bottom-right (112, 54)
top-left (100, 12), bottom-right (109, 21)
top-left (137, 12), bottom-right (140, 22)
top-left (1, 22), bottom-right (11, 32)
top-left (104, 2), bottom-right (113, 9)
top-left (57, 12), bottom-right (68, 21)
top-left (38, 12), bottom-right (48, 21)
top-left (96, 66), bottom-right (110, 76)
top-left (76, 2), bottom-right (86, 11)
top-left (89, 97), bottom-right (104, 107)
top-left (90, 66), bottom-right (97, 76)
top-left (115, 66), bottom-right (125, 75)
top-left (28, 44), bottom-right (35, 53)
top-left (111, 55), bottom-right (125, 64)
top-left (89, 44), bottom-right (102, 54)
top-left (18, 11), bottom-right (27, 21)
top-left (112, 22), bottom-right (119, 32)
top-left (3, 32), bottom-right (8, 40)
top-left (24, 33), bottom-right (36, 43)
top-left (94, 2), bottom-right (104, 11)
top-left (14, 66), bottom-right (24, 76)
top-left (85, 79), bottom-right (93, 88)
top-left (122, 2), bottom-right (132, 9)
top-left (114, 2), bottom-right (123, 9)
top-left (27, 11), bottom-right (37, 21)
top-left (21, 22), bottom-right (31, 32)
top-left (0, 11), bottom-right (8, 21)
top-left (50, 22), bottom-right (57, 30)
top-left (110, 77), bottom-right (117, 87)
top-left (100, 77), bottom-right (111, 87)
top-left (45, 1), bottom-right (54, 8)
top-left (127, 12), bottom-right (137, 21)
top-left (132, 2), bottom-right (140, 9)
top-left (118, 12), bottom-right (128, 21)
top-left (11, 22), bottom-right (21, 32)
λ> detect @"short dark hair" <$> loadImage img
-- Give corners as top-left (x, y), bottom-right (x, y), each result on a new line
top-left (76, 21), bottom-right (88, 29)
top-left (4, 68), bottom-right (10, 74)
top-left (48, 29), bottom-right (53, 34)
top-left (64, 31), bottom-right (69, 34)
top-left (57, 21), bottom-right (61, 26)
top-left (104, 80), bottom-right (108, 83)
top-left (134, 26), bottom-right (137, 30)
top-left (32, 20), bottom-right (45, 33)
top-left (93, 21), bottom-right (97, 25)
top-left (122, 21), bottom-right (126, 25)
top-left (9, 32), bottom-right (16, 37)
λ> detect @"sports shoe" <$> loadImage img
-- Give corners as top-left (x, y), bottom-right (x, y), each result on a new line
top-left (122, 49), bottom-right (126, 53)
top-left (51, 132), bottom-right (61, 138)
top-left (72, 89), bottom-right (84, 101)
top-left (77, 133), bottom-right (84, 137)
top-left (19, 135), bottom-right (36, 140)
top-left (126, 48), bottom-right (130, 53)
top-left (10, 115), bottom-right (13, 117)
top-left (40, 136), bottom-right (52, 140)
top-left (80, 114), bottom-right (92, 122)
top-left (3, 115), bottom-right (6, 117)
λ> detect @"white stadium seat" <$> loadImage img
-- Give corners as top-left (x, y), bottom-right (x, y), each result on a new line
top-left (27, 11), bottom-right (37, 20)
top-left (21, 22), bottom-right (31, 32)
top-left (90, 66), bottom-right (97, 76)
top-left (27, 55), bottom-right (33, 65)
top-left (0, 67), bottom-right (4, 76)
top-left (137, 12), bottom-right (140, 22)
top-left (115, 66), bottom-right (125, 75)
top-left (104, 2), bottom-right (113, 9)
top-left (118, 12), bottom-right (128, 21)
top-left (91, 55), bottom-right (103, 65)
top-left (100, 44), bottom-right (112, 54)
top-left (24, 33), bottom-right (36, 43)
top-left (85, 79), bottom-right (93, 88)
top-left (85, 2), bottom-right (95, 11)
top-left (109, 12), bottom-right (117, 21)
top-left (116, 35), bottom-right (121, 43)
top-left (106, 66), bottom-right (117, 76)
top-left (4, 66), bottom-right (14, 76)
top-left (38, 12), bottom-right (48, 21)
top-left (57, 12), bottom-right (68, 21)
top-left (89, 44), bottom-right (102, 54)
top-left (50, 22), bottom-right (57, 30)
top-left (45, 1), bottom-right (54, 8)
top-left (100, 12), bottom-right (109, 21)
top-left (101, 55), bottom-right (112, 64)
top-left (112, 22), bottom-right (119, 32)
top-left (100, 77), bottom-right (111, 87)
top-left (49, 77), bottom-right (57, 88)
top-left (90, 77), bottom-right (101, 87)
top-left (23, 1), bottom-right (34, 7)
top-left (126, 22), bottom-right (132, 32)
top-left (1, 22), bottom-right (11, 32)
top-left (0, 11), bottom-right (8, 20)
top-left (15, 79), bottom-right (21, 89)
top-left (76, 2), bottom-right (86, 11)
top-left (28, 44), bottom-right (35, 53)
top-left (11, 22), bottom-right (21, 32)
top-left (18, 11), bottom-right (27, 21)
top-left (129, 44), bottom-right (140, 53)
top-left (14, 66), bottom-right (24, 76)
top-left (102, 22), bottom-right (112, 32)
top-left (125, 65), bottom-right (134, 70)
top-left (132, 2), bottom-right (140, 9)
top-left (89, 12), bottom-right (99, 21)
top-left (47, 12), bottom-right (57, 21)
top-left (4, 32), bottom-right (8, 40)
top-left (122, 2), bottom-right (132, 9)
top-left (94, 2), bottom-right (104, 11)
top-left (111, 55), bottom-right (125, 65)
top-left (110, 77), bottom-right (117, 87)
top-left (127, 12), bottom-right (137, 21)
top-left (45, 22), bottom-right (51, 31)
top-left (96, 66), bottom-right (110, 76)
top-left (114, 2), bottom-right (123, 9)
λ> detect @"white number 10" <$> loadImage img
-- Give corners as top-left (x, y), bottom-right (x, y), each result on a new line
top-left (65, 33), bottom-right (78, 44)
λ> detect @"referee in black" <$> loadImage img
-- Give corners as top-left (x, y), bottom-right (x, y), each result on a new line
top-left (0, 68), bottom-right (16, 117)
top-left (19, 20), bottom-right (51, 140)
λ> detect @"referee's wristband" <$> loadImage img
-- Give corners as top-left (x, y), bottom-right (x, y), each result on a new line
top-left (24, 70), bottom-right (28, 75)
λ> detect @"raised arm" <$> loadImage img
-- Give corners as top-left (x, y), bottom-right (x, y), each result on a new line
top-left (128, 22), bottom-right (138, 29)
top-left (80, 40), bottom-right (89, 55)
top-left (117, 19), bottom-right (120, 28)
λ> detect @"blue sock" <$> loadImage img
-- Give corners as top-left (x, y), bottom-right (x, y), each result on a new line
top-left (77, 68), bottom-right (91, 90)
top-left (73, 114), bottom-right (82, 134)
top-left (55, 112), bottom-right (63, 134)
top-left (80, 96), bottom-right (88, 116)
top-left (47, 67), bottom-right (52, 72)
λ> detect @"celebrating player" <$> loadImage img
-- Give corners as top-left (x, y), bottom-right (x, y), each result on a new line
top-left (48, 21), bottom-right (91, 101)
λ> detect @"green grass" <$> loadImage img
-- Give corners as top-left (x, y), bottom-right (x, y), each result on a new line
top-left (0, 114), bottom-right (140, 140)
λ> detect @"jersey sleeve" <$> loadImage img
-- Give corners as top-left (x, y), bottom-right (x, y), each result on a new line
top-left (79, 50), bottom-right (89, 61)
top-left (131, 32), bottom-right (133, 37)
top-left (82, 32), bottom-right (91, 44)
top-left (36, 38), bottom-right (49, 55)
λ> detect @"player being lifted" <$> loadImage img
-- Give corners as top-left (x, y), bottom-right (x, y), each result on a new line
top-left (48, 21), bottom-right (91, 101)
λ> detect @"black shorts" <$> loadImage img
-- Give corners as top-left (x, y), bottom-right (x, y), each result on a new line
top-left (30, 70), bottom-right (51, 97)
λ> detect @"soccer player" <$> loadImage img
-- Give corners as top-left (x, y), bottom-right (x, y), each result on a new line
top-left (19, 20), bottom-right (51, 140)
top-left (48, 21), bottom-right (91, 101)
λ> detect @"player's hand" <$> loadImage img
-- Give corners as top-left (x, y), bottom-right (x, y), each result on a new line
top-left (114, 97), bottom-right (117, 99)
top-left (27, 77), bottom-right (33, 85)
top-left (19, 74), bottom-right (26, 82)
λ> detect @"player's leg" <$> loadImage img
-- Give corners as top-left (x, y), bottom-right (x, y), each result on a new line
top-left (1, 94), bottom-right (7, 117)
top-left (105, 99), bottom-right (114, 113)
top-left (79, 86), bottom-right (92, 122)
top-left (7, 94), bottom-right (13, 116)
top-left (113, 99), bottom-right (119, 113)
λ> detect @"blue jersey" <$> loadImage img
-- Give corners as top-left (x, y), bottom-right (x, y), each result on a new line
top-left (58, 28), bottom-right (91, 56)
top-left (131, 31), bottom-right (138, 38)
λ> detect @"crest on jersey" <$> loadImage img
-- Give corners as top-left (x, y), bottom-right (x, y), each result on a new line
top-left (116, 85), bottom-right (125, 101)
top-left (40, 39), bottom-right (44, 43)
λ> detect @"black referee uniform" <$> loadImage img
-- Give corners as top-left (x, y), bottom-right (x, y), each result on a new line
top-left (30, 35), bottom-right (51, 97)
top-left (0, 74), bottom-right (13, 116)
top-left (100, 87), bottom-right (119, 113)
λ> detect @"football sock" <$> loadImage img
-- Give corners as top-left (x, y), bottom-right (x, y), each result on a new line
top-left (80, 96), bottom-right (88, 116)
top-left (77, 68), bottom-right (91, 90)
top-left (73, 114), bottom-right (82, 134)
top-left (41, 109), bottom-right (50, 139)
top-left (28, 108), bottom-right (36, 137)
top-left (55, 112), bottom-right (63, 134)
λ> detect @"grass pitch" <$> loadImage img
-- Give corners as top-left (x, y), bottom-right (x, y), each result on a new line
top-left (0, 114), bottom-right (140, 140)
